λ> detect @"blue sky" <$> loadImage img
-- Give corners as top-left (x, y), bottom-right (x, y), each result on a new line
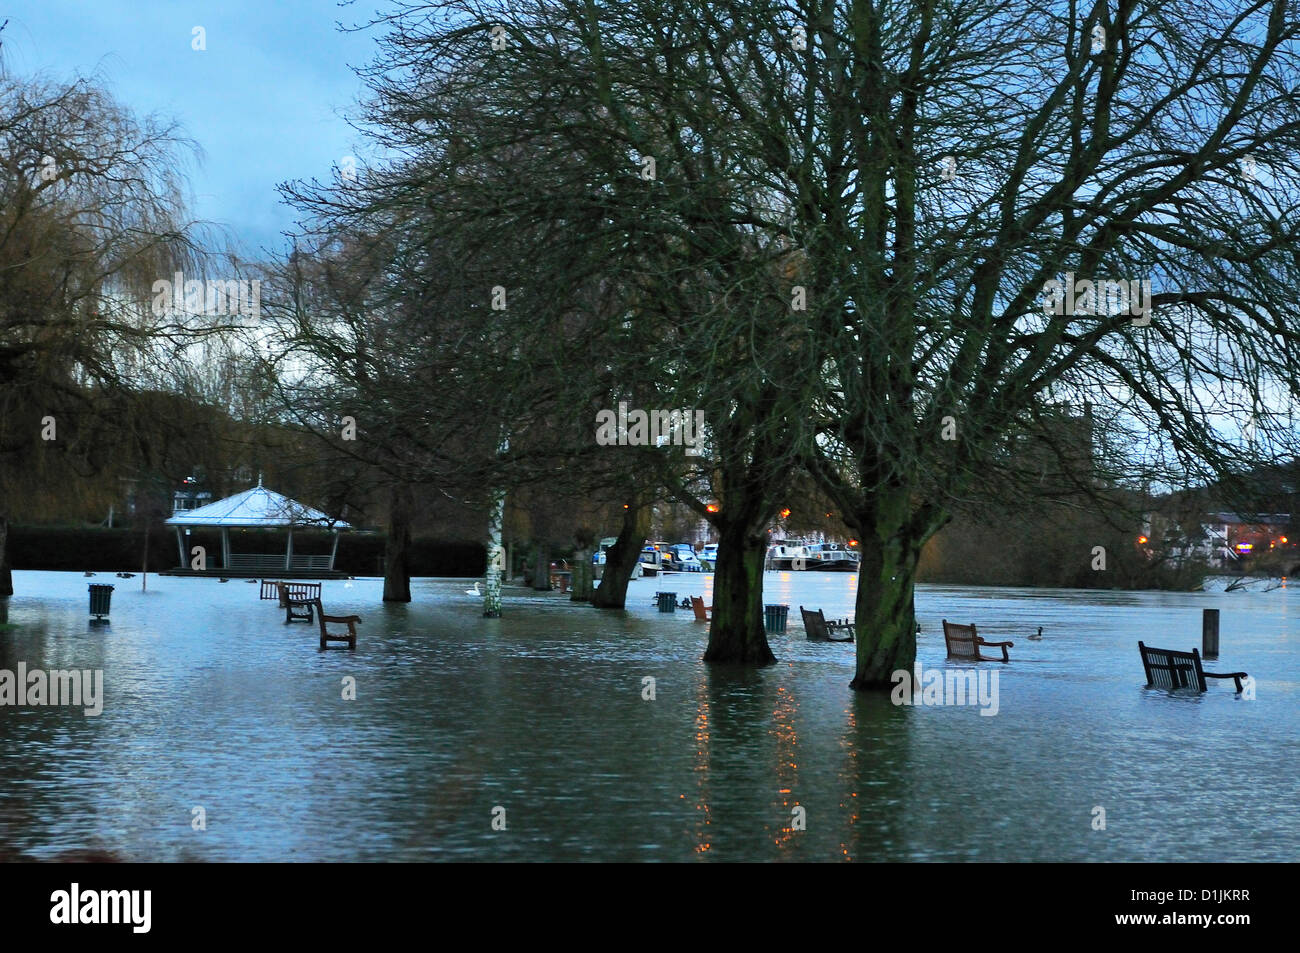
top-left (4, 0), bottom-right (378, 257)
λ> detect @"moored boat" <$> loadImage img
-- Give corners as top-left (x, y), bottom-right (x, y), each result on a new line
top-left (764, 540), bottom-right (811, 570)
top-left (803, 542), bottom-right (860, 571)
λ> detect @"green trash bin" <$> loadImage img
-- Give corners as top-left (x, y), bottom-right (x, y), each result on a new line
top-left (89, 584), bottom-right (115, 619)
top-left (764, 603), bottom-right (789, 633)
top-left (657, 591), bottom-right (677, 613)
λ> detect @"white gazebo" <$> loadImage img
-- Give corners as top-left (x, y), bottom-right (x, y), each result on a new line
top-left (164, 477), bottom-right (351, 576)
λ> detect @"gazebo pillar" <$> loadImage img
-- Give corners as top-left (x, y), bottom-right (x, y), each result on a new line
top-left (285, 529), bottom-right (294, 571)
top-left (221, 527), bottom-right (231, 570)
top-left (175, 527), bottom-right (186, 569)
top-left (329, 530), bottom-right (340, 571)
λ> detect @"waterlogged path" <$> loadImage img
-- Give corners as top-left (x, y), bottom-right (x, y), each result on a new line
top-left (0, 570), bottom-right (1295, 861)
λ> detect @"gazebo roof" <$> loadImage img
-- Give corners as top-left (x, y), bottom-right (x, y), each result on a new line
top-left (164, 482), bottom-right (350, 529)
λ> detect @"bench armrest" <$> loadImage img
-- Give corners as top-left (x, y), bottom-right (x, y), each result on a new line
top-left (1205, 671), bottom-right (1248, 692)
top-left (322, 614), bottom-right (362, 624)
top-left (979, 639), bottom-right (1014, 647)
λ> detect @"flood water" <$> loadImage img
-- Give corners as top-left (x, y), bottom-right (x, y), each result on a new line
top-left (0, 569), bottom-right (1295, 861)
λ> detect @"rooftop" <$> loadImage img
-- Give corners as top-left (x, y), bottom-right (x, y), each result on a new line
top-left (164, 481), bottom-right (349, 529)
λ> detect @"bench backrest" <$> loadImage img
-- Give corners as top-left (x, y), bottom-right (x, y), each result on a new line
top-left (690, 596), bottom-right (709, 621)
top-left (275, 581), bottom-right (321, 604)
top-left (800, 606), bottom-right (828, 639)
top-left (942, 620), bottom-right (980, 658)
top-left (1138, 641), bottom-right (1207, 691)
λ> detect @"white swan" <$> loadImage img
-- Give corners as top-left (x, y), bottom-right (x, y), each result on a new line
top-left (466, 581), bottom-right (481, 596)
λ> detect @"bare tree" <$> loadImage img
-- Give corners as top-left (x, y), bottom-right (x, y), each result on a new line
top-left (304, 0), bottom-right (1300, 693)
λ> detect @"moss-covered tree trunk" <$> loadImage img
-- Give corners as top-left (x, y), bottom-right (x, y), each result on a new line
top-left (703, 516), bottom-right (775, 665)
top-left (847, 487), bottom-right (940, 690)
top-left (592, 503), bottom-right (647, 609)
top-left (532, 541), bottom-right (551, 591)
top-left (570, 527), bottom-right (595, 601)
top-left (571, 547), bottom-right (594, 601)
top-left (383, 483), bottom-right (413, 602)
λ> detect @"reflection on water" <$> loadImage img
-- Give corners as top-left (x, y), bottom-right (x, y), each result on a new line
top-left (0, 570), bottom-right (1295, 861)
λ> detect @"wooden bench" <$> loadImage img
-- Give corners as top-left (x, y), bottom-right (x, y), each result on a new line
top-left (276, 581), bottom-right (317, 623)
top-left (262, 579), bottom-right (322, 601)
top-left (315, 598), bottom-right (360, 650)
top-left (800, 606), bottom-right (854, 642)
top-left (942, 620), bottom-right (1013, 662)
top-left (690, 596), bottom-right (712, 621)
top-left (1138, 641), bottom-right (1247, 693)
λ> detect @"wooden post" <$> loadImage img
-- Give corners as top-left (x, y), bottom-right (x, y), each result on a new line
top-left (175, 527), bottom-right (186, 568)
top-left (285, 529), bottom-right (294, 571)
top-left (1202, 608), bottom-right (1220, 658)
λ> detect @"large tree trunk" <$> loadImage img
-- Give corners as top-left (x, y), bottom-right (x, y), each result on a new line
top-left (570, 546), bottom-right (594, 601)
top-left (848, 489), bottom-right (930, 691)
top-left (702, 517), bottom-right (776, 665)
top-left (591, 503), bottom-right (647, 609)
top-left (383, 483), bottom-right (413, 602)
top-left (0, 515), bottom-right (12, 597)
top-left (532, 541), bottom-right (551, 591)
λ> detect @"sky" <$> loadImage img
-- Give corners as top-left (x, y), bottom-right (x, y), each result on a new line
top-left (3, 0), bottom-right (380, 257)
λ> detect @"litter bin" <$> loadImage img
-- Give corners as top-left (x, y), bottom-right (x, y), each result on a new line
top-left (88, 584), bottom-right (115, 619)
top-left (657, 591), bottom-right (677, 613)
top-left (764, 603), bottom-right (790, 633)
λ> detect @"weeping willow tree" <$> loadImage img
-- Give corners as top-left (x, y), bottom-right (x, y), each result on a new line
top-left (0, 70), bottom-right (203, 595)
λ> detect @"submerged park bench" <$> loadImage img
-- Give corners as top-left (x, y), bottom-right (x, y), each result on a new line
top-left (942, 619), bottom-right (1013, 662)
top-left (262, 580), bottom-right (322, 602)
top-left (1138, 641), bottom-right (1247, 693)
top-left (800, 606), bottom-right (854, 642)
top-left (314, 598), bottom-right (360, 650)
top-left (690, 596), bottom-right (712, 621)
top-left (275, 581), bottom-right (318, 623)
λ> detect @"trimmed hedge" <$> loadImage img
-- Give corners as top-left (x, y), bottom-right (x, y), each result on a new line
top-left (6, 525), bottom-right (485, 577)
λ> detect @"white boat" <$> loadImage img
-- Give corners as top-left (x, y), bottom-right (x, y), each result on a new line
top-left (765, 539), bottom-right (860, 570)
top-left (803, 542), bottom-right (860, 571)
top-left (764, 540), bottom-right (811, 570)
top-left (638, 544), bottom-right (663, 577)
top-left (698, 543), bottom-right (718, 570)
